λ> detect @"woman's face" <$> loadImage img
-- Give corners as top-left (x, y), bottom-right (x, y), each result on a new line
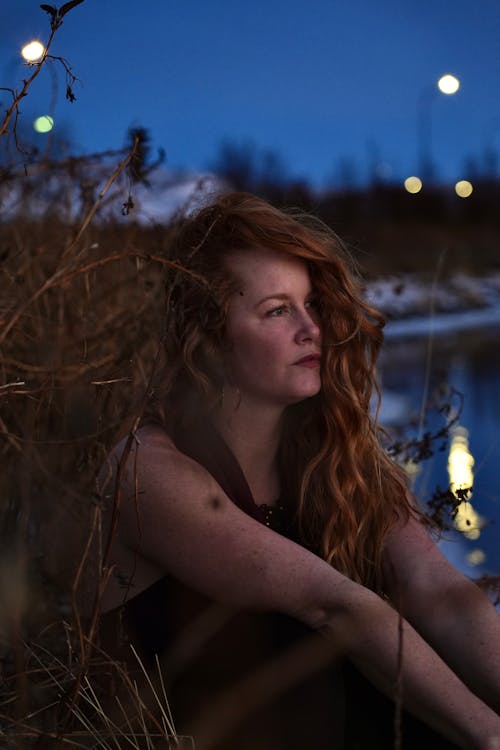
top-left (222, 248), bottom-right (322, 408)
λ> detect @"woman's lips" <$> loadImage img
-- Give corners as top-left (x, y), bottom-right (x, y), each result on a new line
top-left (294, 355), bottom-right (321, 367)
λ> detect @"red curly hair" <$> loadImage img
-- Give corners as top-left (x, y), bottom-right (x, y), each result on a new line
top-left (149, 191), bottom-right (413, 592)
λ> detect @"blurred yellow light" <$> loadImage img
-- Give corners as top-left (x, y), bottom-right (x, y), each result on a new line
top-left (33, 115), bottom-right (54, 133)
top-left (404, 176), bottom-right (422, 194)
top-left (403, 458), bottom-right (421, 481)
top-left (454, 501), bottom-right (481, 540)
top-left (466, 549), bottom-right (486, 566)
top-left (448, 427), bottom-right (474, 491)
top-left (455, 180), bottom-right (473, 198)
top-left (21, 40), bottom-right (45, 62)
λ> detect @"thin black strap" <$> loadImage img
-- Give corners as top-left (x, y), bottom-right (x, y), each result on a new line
top-left (174, 415), bottom-right (267, 525)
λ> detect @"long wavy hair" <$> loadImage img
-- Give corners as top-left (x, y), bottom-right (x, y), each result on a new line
top-left (149, 191), bottom-right (413, 593)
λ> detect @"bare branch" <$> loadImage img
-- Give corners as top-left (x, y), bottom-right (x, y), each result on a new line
top-left (0, 28), bottom-right (57, 138)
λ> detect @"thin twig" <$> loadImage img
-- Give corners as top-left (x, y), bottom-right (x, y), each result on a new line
top-left (416, 247), bottom-right (447, 443)
top-left (0, 29), bottom-right (57, 138)
top-left (62, 136), bottom-right (140, 260)
top-left (0, 380), bottom-right (25, 390)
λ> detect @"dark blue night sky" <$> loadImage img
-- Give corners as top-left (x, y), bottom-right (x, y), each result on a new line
top-left (2, 0), bottom-right (500, 187)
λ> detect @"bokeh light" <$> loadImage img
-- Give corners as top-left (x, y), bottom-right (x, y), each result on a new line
top-left (466, 549), bottom-right (486, 566)
top-left (33, 115), bottom-right (54, 133)
top-left (404, 176), bottom-right (422, 194)
top-left (437, 74), bottom-right (460, 95)
top-left (21, 40), bottom-right (45, 62)
top-left (455, 180), bottom-right (473, 198)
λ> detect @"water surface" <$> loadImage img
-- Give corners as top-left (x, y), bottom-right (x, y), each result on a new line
top-left (379, 323), bottom-right (500, 579)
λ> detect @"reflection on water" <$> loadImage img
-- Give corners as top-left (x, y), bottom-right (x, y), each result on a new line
top-left (447, 425), bottom-right (482, 541)
top-left (379, 326), bottom-right (500, 579)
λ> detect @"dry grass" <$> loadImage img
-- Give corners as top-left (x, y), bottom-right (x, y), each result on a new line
top-left (0, 144), bottom-right (198, 746)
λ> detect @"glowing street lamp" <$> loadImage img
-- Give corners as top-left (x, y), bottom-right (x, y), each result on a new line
top-left (417, 73), bottom-right (461, 181)
top-left (21, 40), bottom-right (46, 63)
top-left (438, 74), bottom-right (460, 95)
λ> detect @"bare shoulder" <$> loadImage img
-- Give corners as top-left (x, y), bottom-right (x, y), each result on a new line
top-left (104, 422), bottom-right (255, 554)
top-left (104, 423), bottom-right (195, 474)
top-left (101, 424), bottom-right (219, 505)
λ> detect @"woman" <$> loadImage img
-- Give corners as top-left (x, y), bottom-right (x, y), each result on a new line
top-left (98, 192), bottom-right (500, 749)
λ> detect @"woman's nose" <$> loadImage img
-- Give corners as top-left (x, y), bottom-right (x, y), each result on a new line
top-left (295, 309), bottom-right (321, 343)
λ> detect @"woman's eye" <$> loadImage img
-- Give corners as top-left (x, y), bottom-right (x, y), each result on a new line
top-left (305, 298), bottom-right (319, 311)
top-left (267, 305), bottom-right (288, 317)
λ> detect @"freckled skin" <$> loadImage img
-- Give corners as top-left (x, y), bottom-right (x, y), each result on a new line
top-left (223, 249), bottom-right (322, 408)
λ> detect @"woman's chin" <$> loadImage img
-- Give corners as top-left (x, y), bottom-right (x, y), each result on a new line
top-left (286, 384), bottom-right (322, 404)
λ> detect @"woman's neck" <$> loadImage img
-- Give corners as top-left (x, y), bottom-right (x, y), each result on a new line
top-left (211, 393), bottom-right (284, 505)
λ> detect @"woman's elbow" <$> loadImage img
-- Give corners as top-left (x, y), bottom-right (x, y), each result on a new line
top-left (297, 578), bottom-right (383, 642)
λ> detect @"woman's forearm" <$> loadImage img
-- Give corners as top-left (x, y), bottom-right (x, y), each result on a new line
top-left (407, 579), bottom-right (500, 713)
top-left (320, 589), bottom-right (500, 750)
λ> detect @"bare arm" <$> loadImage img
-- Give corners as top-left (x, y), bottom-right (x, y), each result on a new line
top-left (383, 514), bottom-right (500, 713)
top-left (103, 428), bottom-right (500, 749)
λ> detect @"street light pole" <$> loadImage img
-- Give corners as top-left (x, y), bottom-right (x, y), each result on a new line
top-left (417, 86), bottom-right (436, 182)
top-left (416, 74), bottom-right (460, 183)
